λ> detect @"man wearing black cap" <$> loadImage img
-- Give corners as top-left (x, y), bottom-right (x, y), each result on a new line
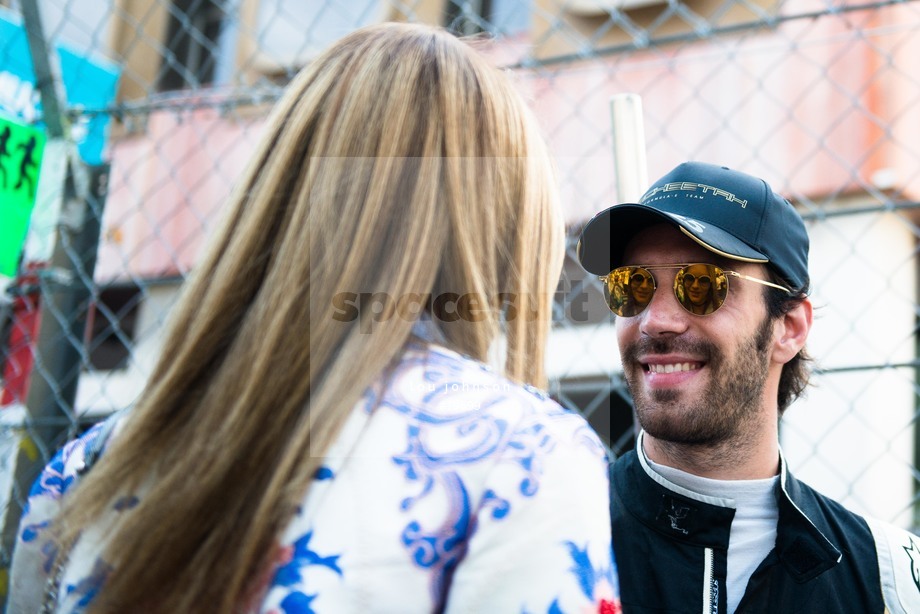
top-left (578, 161), bottom-right (920, 613)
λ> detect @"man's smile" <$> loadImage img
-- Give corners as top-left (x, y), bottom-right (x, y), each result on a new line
top-left (644, 361), bottom-right (702, 374)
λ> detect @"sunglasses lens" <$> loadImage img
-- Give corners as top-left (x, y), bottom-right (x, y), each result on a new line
top-left (603, 267), bottom-right (655, 317)
top-left (675, 265), bottom-right (728, 315)
top-left (684, 275), bottom-right (711, 286)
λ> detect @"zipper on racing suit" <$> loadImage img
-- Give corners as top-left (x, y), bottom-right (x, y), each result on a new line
top-left (703, 547), bottom-right (718, 614)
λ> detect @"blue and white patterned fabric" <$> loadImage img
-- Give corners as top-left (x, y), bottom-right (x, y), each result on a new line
top-left (10, 342), bottom-right (620, 613)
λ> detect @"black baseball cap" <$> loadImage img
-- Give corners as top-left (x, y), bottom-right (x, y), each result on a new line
top-left (576, 161), bottom-right (809, 290)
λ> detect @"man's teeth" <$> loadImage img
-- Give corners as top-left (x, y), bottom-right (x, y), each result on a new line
top-left (649, 363), bottom-right (698, 374)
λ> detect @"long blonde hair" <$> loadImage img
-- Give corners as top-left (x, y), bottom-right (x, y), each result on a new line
top-left (55, 22), bottom-right (563, 612)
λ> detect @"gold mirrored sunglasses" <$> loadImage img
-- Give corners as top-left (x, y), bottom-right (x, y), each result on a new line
top-left (600, 263), bottom-right (793, 317)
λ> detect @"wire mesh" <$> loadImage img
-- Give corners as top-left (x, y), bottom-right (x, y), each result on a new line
top-left (2, 0), bottom-right (920, 599)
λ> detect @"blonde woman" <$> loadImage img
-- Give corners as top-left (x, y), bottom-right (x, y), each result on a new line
top-left (10, 23), bottom-right (619, 613)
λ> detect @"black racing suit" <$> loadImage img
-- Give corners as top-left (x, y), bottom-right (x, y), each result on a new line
top-left (610, 438), bottom-right (920, 613)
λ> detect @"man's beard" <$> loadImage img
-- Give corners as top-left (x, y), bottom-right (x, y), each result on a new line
top-left (621, 316), bottom-right (774, 446)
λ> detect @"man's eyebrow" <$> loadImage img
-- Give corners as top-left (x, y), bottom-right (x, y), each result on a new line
top-left (712, 257), bottom-right (739, 269)
top-left (624, 259), bottom-right (759, 273)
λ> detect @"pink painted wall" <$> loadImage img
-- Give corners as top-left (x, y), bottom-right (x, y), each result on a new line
top-left (96, 105), bottom-right (266, 281)
top-left (95, 7), bottom-right (918, 281)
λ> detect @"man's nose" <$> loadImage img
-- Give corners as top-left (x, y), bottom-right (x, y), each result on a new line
top-left (639, 281), bottom-right (690, 336)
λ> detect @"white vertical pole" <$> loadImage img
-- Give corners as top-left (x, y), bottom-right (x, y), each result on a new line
top-left (609, 93), bottom-right (649, 203)
top-left (609, 93), bottom-right (648, 441)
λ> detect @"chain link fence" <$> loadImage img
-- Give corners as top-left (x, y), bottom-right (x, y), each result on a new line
top-left (2, 0), bottom-right (920, 600)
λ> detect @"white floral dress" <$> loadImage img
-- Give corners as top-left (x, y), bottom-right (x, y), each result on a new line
top-left (10, 342), bottom-right (621, 613)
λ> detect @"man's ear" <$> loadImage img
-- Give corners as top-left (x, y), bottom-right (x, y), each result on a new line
top-left (772, 298), bottom-right (813, 364)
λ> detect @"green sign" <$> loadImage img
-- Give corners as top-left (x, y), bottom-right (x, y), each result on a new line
top-left (0, 115), bottom-right (45, 277)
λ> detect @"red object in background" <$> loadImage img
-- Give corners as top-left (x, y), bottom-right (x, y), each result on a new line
top-left (0, 268), bottom-right (42, 407)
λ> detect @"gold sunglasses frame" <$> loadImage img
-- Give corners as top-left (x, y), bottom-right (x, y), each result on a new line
top-left (599, 263), bottom-right (793, 316)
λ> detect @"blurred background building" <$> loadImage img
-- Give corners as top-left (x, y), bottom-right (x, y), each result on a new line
top-left (2, 0), bottom-right (920, 600)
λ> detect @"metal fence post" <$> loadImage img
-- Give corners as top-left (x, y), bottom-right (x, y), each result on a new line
top-left (0, 0), bottom-right (108, 603)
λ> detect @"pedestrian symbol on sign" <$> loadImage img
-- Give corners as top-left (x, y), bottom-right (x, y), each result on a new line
top-left (0, 115), bottom-right (45, 277)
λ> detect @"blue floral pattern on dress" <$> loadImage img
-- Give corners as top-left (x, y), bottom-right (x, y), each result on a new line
top-left (65, 558), bottom-right (112, 612)
top-left (270, 531), bottom-right (343, 613)
top-left (10, 343), bottom-right (620, 613)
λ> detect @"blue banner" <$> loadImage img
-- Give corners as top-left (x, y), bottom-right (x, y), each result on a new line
top-left (0, 7), bottom-right (120, 165)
